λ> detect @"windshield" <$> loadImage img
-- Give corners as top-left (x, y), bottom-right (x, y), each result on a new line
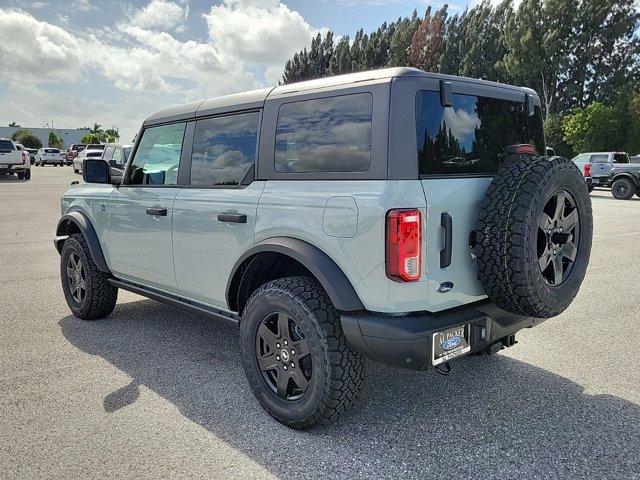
top-left (417, 91), bottom-right (545, 175)
top-left (87, 144), bottom-right (105, 150)
top-left (86, 151), bottom-right (103, 158)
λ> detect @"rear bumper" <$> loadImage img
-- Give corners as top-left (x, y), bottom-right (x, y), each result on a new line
top-left (341, 302), bottom-right (546, 370)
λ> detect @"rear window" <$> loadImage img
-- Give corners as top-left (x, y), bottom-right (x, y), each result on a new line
top-left (87, 151), bottom-right (103, 158)
top-left (275, 93), bottom-right (373, 173)
top-left (45, 148), bottom-right (60, 153)
top-left (416, 91), bottom-right (545, 175)
top-left (0, 140), bottom-right (15, 152)
top-left (87, 144), bottom-right (105, 150)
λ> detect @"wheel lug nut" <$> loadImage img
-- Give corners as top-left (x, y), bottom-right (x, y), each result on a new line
top-left (290, 362), bottom-right (295, 368)
top-left (553, 249), bottom-right (557, 255)
top-left (276, 343), bottom-right (280, 348)
top-left (284, 340), bottom-right (288, 346)
top-left (283, 365), bottom-right (287, 371)
top-left (276, 355), bottom-right (280, 361)
top-left (291, 349), bottom-right (295, 355)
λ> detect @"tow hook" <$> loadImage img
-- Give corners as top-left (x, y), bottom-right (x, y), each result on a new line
top-left (501, 334), bottom-right (517, 348)
top-left (434, 362), bottom-right (452, 376)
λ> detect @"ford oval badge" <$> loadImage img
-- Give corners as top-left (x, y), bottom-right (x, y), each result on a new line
top-left (442, 336), bottom-right (461, 351)
top-left (437, 282), bottom-right (454, 293)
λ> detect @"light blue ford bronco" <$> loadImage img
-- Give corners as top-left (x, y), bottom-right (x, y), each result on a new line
top-left (55, 68), bottom-right (593, 429)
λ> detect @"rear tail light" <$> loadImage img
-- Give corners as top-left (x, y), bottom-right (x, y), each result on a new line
top-left (21, 152), bottom-right (27, 164)
top-left (386, 209), bottom-right (422, 282)
top-left (584, 163), bottom-right (591, 177)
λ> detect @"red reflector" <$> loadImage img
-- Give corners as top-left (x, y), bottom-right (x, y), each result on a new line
top-left (515, 144), bottom-right (536, 155)
top-left (386, 209), bottom-right (422, 282)
top-left (584, 163), bottom-right (591, 177)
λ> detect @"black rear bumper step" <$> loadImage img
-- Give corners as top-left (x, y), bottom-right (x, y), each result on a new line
top-left (340, 302), bottom-right (545, 371)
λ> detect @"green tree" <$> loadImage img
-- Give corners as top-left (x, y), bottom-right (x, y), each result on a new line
top-left (388, 11), bottom-right (421, 67)
top-left (104, 128), bottom-right (120, 143)
top-left (11, 129), bottom-right (42, 149)
top-left (8, 121), bottom-right (20, 127)
top-left (543, 113), bottom-right (574, 158)
top-left (81, 133), bottom-right (102, 144)
top-left (562, 102), bottom-right (622, 153)
top-left (48, 131), bottom-right (64, 149)
top-left (328, 35), bottom-right (353, 75)
top-left (622, 91), bottom-right (640, 154)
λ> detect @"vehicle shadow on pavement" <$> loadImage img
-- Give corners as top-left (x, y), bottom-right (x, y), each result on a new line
top-left (59, 300), bottom-right (640, 479)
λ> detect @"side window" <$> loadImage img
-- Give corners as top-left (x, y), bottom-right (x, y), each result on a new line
top-left (112, 147), bottom-right (124, 163)
top-left (417, 91), bottom-right (545, 175)
top-left (103, 146), bottom-right (115, 160)
top-left (589, 154), bottom-right (609, 164)
top-left (191, 111), bottom-right (259, 187)
top-left (126, 123), bottom-right (186, 186)
top-left (613, 153), bottom-right (629, 164)
top-left (275, 93), bottom-right (373, 173)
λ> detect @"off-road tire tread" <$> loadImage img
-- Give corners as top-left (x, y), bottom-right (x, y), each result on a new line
top-left (476, 156), bottom-right (592, 318)
top-left (61, 233), bottom-right (118, 320)
top-left (241, 276), bottom-right (364, 429)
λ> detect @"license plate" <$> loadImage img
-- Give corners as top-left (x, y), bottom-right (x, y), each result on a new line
top-left (432, 324), bottom-right (470, 365)
top-left (0, 165), bottom-right (7, 169)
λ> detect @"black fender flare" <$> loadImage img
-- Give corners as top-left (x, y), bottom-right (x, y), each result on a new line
top-left (226, 237), bottom-right (365, 312)
top-left (55, 211), bottom-right (111, 273)
top-left (611, 173), bottom-right (640, 189)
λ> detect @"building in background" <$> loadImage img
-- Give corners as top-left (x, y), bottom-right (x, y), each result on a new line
top-left (0, 127), bottom-right (90, 148)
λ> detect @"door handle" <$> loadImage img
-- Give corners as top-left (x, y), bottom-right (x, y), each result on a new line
top-left (440, 212), bottom-right (452, 268)
top-left (217, 213), bottom-right (247, 223)
top-left (146, 207), bottom-right (167, 216)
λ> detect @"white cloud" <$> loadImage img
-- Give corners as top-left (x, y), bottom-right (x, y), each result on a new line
top-left (0, 10), bottom-right (84, 84)
top-left (131, 0), bottom-right (189, 31)
top-left (204, 0), bottom-right (316, 66)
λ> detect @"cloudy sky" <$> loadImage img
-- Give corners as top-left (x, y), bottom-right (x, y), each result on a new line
top-left (0, 0), bottom-right (477, 142)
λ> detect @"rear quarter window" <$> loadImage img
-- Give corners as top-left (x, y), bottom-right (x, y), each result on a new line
top-left (275, 93), bottom-right (373, 173)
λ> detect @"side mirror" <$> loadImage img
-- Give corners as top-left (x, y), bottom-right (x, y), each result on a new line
top-left (83, 159), bottom-right (111, 184)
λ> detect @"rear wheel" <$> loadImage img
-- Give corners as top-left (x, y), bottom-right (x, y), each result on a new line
top-left (240, 276), bottom-right (364, 429)
top-left (60, 234), bottom-right (118, 320)
top-left (17, 172), bottom-right (24, 180)
top-left (24, 169), bottom-right (30, 180)
top-left (611, 178), bottom-right (635, 200)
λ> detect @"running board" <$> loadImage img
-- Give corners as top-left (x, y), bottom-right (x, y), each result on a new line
top-left (108, 279), bottom-right (240, 326)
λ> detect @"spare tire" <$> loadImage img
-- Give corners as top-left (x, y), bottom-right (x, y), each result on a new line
top-left (475, 156), bottom-right (593, 318)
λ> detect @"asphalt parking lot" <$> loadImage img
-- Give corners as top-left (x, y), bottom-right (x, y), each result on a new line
top-left (1, 167), bottom-right (639, 479)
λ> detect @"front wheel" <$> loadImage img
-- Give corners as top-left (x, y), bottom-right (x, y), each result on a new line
top-left (240, 277), bottom-right (364, 429)
top-left (60, 234), bottom-right (118, 320)
top-left (611, 178), bottom-right (635, 200)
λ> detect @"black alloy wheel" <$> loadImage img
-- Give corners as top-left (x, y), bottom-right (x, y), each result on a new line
top-left (66, 252), bottom-right (86, 304)
top-left (537, 190), bottom-right (579, 286)
top-left (256, 312), bottom-right (311, 400)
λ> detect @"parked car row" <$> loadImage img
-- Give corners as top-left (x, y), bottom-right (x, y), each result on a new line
top-left (73, 143), bottom-right (131, 175)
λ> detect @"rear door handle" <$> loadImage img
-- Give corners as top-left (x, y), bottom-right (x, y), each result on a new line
top-left (217, 213), bottom-right (247, 223)
top-left (146, 207), bottom-right (167, 216)
top-left (440, 212), bottom-right (452, 268)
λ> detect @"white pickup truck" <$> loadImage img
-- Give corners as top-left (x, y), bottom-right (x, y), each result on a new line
top-left (0, 138), bottom-right (31, 180)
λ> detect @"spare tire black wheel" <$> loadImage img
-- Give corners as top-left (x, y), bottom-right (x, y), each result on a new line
top-left (611, 178), bottom-right (635, 200)
top-left (476, 156), bottom-right (593, 318)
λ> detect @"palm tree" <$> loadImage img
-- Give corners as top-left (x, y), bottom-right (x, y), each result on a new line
top-left (90, 123), bottom-right (104, 137)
